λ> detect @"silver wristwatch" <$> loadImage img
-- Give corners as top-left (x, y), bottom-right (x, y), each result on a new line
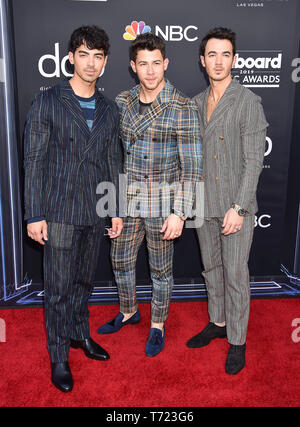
top-left (232, 204), bottom-right (246, 216)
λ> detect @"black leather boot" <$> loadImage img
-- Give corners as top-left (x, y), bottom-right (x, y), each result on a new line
top-left (51, 361), bottom-right (73, 392)
top-left (70, 337), bottom-right (110, 361)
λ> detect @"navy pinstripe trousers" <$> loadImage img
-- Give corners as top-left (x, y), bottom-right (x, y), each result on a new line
top-left (44, 221), bottom-right (104, 363)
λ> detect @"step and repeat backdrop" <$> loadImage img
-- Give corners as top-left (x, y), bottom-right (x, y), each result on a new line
top-left (0, 0), bottom-right (300, 307)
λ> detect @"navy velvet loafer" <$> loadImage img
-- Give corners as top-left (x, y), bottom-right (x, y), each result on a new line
top-left (145, 326), bottom-right (165, 357)
top-left (97, 310), bottom-right (140, 334)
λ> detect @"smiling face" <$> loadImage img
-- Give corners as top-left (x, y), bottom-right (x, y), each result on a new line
top-left (200, 38), bottom-right (236, 83)
top-left (68, 43), bottom-right (107, 84)
top-left (130, 49), bottom-right (169, 94)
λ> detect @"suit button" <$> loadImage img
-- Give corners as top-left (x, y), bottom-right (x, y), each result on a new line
top-left (144, 155), bottom-right (148, 159)
top-left (127, 151), bottom-right (131, 155)
top-left (144, 175), bottom-right (148, 179)
top-left (219, 136), bottom-right (224, 141)
top-left (70, 137), bottom-right (74, 141)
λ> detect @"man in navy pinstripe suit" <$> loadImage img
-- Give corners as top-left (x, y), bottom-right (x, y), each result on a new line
top-left (24, 26), bottom-right (123, 392)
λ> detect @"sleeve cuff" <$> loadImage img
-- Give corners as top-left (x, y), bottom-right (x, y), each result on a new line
top-left (27, 215), bottom-right (46, 224)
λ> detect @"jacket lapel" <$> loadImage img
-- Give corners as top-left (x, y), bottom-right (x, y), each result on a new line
top-left (58, 79), bottom-right (91, 140)
top-left (127, 80), bottom-right (173, 139)
top-left (204, 79), bottom-right (239, 136)
top-left (90, 90), bottom-right (109, 136)
top-left (125, 86), bottom-right (141, 138)
top-left (58, 79), bottom-right (110, 153)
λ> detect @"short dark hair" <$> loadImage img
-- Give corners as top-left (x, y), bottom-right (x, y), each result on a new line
top-left (200, 27), bottom-right (236, 56)
top-left (130, 33), bottom-right (166, 62)
top-left (68, 25), bottom-right (110, 56)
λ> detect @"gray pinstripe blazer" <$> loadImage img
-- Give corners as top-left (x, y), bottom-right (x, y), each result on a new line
top-left (193, 79), bottom-right (268, 218)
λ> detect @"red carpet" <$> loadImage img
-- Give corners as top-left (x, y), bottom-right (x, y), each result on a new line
top-left (0, 298), bottom-right (300, 407)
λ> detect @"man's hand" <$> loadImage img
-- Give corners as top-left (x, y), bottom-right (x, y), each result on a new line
top-left (108, 217), bottom-right (123, 239)
top-left (222, 208), bottom-right (244, 236)
top-left (160, 213), bottom-right (184, 240)
top-left (27, 220), bottom-right (48, 245)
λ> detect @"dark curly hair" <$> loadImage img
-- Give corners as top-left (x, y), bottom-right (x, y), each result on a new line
top-left (130, 33), bottom-right (166, 62)
top-left (200, 27), bottom-right (236, 56)
top-left (68, 25), bottom-right (110, 55)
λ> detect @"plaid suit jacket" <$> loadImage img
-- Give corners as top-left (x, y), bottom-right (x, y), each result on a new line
top-left (116, 80), bottom-right (202, 218)
top-left (24, 79), bottom-right (122, 225)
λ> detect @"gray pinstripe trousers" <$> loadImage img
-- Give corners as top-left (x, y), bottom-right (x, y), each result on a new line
top-left (44, 221), bottom-right (103, 363)
top-left (197, 216), bottom-right (255, 345)
top-left (111, 217), bottom-right (174, 323)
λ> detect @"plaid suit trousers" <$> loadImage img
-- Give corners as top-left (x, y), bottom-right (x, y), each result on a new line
top-left (111, 217), bottom-right (174, 323)
top-left (44, 221), bottom-right (103, 363)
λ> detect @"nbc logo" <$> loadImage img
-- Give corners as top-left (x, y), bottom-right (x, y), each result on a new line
top-left (123, 21), bottom-right (151, 40)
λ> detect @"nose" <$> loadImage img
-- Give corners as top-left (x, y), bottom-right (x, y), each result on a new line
top-left (87, 55), bottom-right (95, 67)
top-left (147, 64), bottom-right (155, 74)
top-left (215, 54), bottom-right (223, 65)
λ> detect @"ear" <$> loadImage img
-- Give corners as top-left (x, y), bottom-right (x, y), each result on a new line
top-left (163, 57), bottom-right (169, 71)
top-left (200, 55), bottom-right (205, 68)
top-left (130, 60), bottom-right (137, 73)
top-left (232, 54), bottom-right (237, 68)
top-left (68, 51), bottom-right (74, 65)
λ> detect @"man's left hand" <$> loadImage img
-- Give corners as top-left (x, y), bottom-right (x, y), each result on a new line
top-left (222, 208), bottom-right (244, 236)
top-left (160, 214), bottom-right (184, 240)
top-left (108, 217), bottom-right (123, 239)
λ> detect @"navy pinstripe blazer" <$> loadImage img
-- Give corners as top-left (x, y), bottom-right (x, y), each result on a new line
top-left (24, 79), bottom-right (122, 225)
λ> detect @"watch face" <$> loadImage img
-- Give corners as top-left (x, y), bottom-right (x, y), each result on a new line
top-left (238, 209), bottom-right (246, 216)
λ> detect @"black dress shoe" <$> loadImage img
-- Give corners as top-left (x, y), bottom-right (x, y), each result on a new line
top-left (51, 361), bottom-right (73, 393)
top-left (70, 337), bottom-right (110, 361)
top-left (186, 322), bottom-right (227, 348)
top-left (225, 343), bottom-right (246, 375)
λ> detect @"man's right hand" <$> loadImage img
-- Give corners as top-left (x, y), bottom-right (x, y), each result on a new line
top-left (27, 220), bottom-right (48, 245)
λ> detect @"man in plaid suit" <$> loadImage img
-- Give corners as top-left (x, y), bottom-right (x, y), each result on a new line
top-left (97, 33), bottom-right (202, 357)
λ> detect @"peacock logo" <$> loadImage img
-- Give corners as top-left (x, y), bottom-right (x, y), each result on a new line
top-left (123, 21), bottom-right (151, 40)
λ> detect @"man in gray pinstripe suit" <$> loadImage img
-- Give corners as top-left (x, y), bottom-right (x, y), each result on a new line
top-left (186, 28), bottom-right (268, 374)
